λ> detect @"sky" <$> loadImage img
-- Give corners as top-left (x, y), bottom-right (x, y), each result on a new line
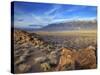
top-left (12, 1), bottom-right (97, 29)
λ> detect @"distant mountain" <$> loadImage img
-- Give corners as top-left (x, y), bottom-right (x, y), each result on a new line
top-left (14, 20), bottom-right (97, 32)
top-left (40, 20), bottom-right (97, 31)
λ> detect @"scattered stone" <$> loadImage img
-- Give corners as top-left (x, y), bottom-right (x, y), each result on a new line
top-left (41, 63), bottom-right (51, 71)
top-left (34, 56), bottom-right (47, 63)
top-left (18, 63), bottom-right (31, 73)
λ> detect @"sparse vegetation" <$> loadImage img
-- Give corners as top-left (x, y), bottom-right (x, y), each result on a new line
top-left (13, 30), bottom-right (97, 73)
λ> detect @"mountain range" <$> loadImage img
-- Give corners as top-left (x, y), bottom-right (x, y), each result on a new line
top-left (14, 20), bottom-right (97, 31)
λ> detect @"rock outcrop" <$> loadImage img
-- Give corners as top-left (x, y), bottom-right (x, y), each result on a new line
top-left (75, 46), bottom-right (96, 69)
top-left (56, 48), bottom-right (75, 71)
top-left (13, 30), bottom-right (97, 73)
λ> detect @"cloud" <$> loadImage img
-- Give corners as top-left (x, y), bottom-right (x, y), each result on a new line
top-left (65, 6), bottom-right (85, 12)
top-left (44, 5), bottom-right (61, 15)
top-left (29, 25), bottom-right (43, 28)
top-left (14, 3), bottom-right (97, 29)
top-left (14, 13), bottom-right (54, 28)
top-left (31, 14), bottom-right (53, 25)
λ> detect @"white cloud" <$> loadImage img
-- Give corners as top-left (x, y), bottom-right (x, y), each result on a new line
top-left (14, 13), bottom-right (54, 28)
top-left (44, 5), bottom-right (61, 15)
top-left (14, 5), bottom-right (96, 29)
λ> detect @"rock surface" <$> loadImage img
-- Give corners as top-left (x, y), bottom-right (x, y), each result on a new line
top-left (13, 30), bottom-right (97, 73)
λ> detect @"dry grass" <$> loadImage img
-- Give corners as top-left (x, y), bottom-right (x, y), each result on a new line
top-left (35, 30), bottom-right (97, 37)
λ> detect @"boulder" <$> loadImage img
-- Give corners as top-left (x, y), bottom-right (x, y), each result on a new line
top-left (41, 62), bottom-right (51, 71)
top-left (56, 48), bottom-right (75, 71)
top-left (48, 51), bottom-right (59, 65)
top-left (75, 46), bottom-right (96, 69)
top-left (34, 56), bottom-right (47, 63)
top-left (18, 63), bottom-right (31, 73)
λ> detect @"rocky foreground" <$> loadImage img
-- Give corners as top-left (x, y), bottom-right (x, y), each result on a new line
top-left (13, 30), bottom-right (97, 73)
